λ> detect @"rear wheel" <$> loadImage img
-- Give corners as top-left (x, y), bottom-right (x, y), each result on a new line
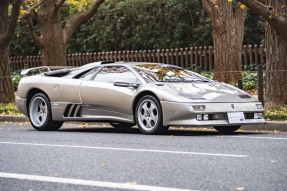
top-left (213, 126), bottom-right (241, 134)
top-left (135, 95), bottom-right (166, 135)
top-left (109, 122), bottom-right (134, 129)
top-left (29, 93), bottom-right (63, 131)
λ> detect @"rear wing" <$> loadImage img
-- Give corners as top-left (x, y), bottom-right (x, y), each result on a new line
top-left (20, 66), bottom-right (76, 76)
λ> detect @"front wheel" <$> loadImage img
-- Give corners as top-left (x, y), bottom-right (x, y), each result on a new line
top-left (135, 95), bottom-right (166, 135)
top-left (213, 126), bottom-right (241, 134)
top-left (109, 122), bottom-right (134, 129)
top-left (29, 93), bottom-right (63, 131)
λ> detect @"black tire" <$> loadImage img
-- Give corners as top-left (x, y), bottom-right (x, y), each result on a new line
top-left (213, 126), bottom-right (241, 134)
top-left (28, 93), bottom-right (63, 131)
top-left (109, 122), bottom-right (134, 128)
top-left (135, 95), bottom-right (166, 135)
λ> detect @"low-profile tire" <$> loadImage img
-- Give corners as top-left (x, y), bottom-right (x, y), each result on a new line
top-left (109, 122), bottom-right (134, 129)
top-left (213, 126), bottom-right (241, 134)
top-left (135, 95), bottom-right (166, 135)
top-left (29, 93), bottom-right (63, 131)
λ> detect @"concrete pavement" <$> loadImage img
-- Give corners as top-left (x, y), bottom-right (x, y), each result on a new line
top-left (1, 114), bottom-right (286, 132)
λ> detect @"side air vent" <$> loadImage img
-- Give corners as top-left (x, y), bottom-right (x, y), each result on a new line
top-left (64, 104), bottom-right (81, 117)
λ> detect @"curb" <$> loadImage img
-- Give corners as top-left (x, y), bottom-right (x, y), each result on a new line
top-left (0, 115), bottom-right (287, 132)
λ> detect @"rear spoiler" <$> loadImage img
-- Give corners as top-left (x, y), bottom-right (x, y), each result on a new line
top-left (21, 66), bottom-right (76, 76)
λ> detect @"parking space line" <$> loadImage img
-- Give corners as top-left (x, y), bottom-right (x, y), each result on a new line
top-left (0, 172), bottom-right (200, 191)
top-left (229, 136), bottom-right (287, 140)
top-left (0, 142), bottom-right (247, 157)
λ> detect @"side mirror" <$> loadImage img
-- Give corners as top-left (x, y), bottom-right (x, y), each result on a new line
top-left (113, 81), bottom-right (140, 89)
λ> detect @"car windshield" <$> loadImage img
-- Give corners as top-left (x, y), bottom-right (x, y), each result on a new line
top-left (132, 64), bottom-right (212, 83)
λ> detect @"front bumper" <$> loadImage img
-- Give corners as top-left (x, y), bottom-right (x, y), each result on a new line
top-left (15, 96), bottom-right (28, 117)
top-left (161, 101), bottom-right (265, 126)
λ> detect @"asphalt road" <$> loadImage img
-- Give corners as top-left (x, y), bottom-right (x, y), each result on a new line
top-left (0, 122), bottom-right (287, 191)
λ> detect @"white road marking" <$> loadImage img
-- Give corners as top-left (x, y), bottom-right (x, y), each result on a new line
top-left (0, 172), bottom-right (200, 191)
top-left (0, 142), bottom-right (247, 158)
top-left (229, 136), bottom-right (287, 140)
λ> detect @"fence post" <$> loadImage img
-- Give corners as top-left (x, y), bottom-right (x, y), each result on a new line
top-left (257, 64), bottom-right (264, 106)
top-left (195, 66), bottom-right (201, 74)
top-left (238, 79), bottom-right (243, 90)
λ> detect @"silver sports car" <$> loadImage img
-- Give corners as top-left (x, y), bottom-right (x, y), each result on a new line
top-left (15, 61), bottom-right (265, 134)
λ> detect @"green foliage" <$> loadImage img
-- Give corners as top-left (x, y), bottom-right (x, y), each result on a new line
top-left (10, 19), bottom-right (40, 56)
top-left (0, 103), bottom-right (22, 115)
top-left (66, 0), bottom-right (213, 53)
top-left (11, 64), bottom-right (28, 91)
top-left (243, 10), bottom-right (265, 46)
top-left (11, 69), bottom-right (23, 91)
top-left (264, 107), bottom-right (287, 121)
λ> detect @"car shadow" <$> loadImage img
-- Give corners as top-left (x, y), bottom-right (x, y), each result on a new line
top-left (59, 125), bottom-right (264, 136)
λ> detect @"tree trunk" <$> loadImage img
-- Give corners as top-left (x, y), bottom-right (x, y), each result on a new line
top-left (0, 0), bottom-right (21, 103)
top-left (0, 45), bottom-right (15, 103)
top-left (39, 21), bottom-right (67, 66)
top-left (38, 0), bottom-right (66, 66)
top-left (213, 24), bottom-right (243, 83)
top-left (264, 0), bottom-right (287, 109)
top-left (202, 0), bottom-right (247, 84)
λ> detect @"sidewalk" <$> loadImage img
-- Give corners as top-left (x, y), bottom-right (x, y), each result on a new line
top-left (1, 115), bottom-right (286, 132)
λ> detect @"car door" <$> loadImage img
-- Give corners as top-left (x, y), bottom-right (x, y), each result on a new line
top-left (79, 65), bottom-right (141, 116)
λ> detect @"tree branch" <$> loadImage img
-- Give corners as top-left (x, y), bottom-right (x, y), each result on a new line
top-left (21, 0), bottom-right (36, 18)
top-left (18, 0), bottom-right (46, 20)
top-left (1, 1), bottom-right (21, 47)
top-left (237, 0), bottom-right (287, 37)
top-left (54, 0), bottom-right (66, 11)
top-left (202, 0), bottom-right (212, 16)
top-left (25, 17), bottom-right (44, 47)
top-left (63, 0), bottom-right (105, 44)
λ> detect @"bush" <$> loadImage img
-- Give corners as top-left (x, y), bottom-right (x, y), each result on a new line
top-left (264, 107), bottom-right (287, 121)
top-left (11, 69), bottom-right (23, 91)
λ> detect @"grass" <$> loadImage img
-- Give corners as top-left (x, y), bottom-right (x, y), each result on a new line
top-left (1, 102), bottom-right (286, 121)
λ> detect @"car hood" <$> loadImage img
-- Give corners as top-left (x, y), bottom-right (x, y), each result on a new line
top-left (159, 82), bottom-right (257, 102)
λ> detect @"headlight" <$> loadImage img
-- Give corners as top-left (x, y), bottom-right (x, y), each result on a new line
top-left (191, 105), bottom-right (206, 111)
top-left (256, 104), bottom-right (263, 109)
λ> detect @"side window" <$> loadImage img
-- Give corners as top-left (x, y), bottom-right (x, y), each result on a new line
top-left (94, 66), bottom-right (139, 83)
top-left (77, 67), bottom-right (99, 80)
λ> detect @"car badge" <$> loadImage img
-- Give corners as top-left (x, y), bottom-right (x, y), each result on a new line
top-left (231, 104), bottom-right (234, 109)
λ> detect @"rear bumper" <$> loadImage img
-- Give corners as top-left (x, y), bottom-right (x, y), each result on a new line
top-left (15, 96), bottom-right (28, 117)
top-left (161, 101), bottom-right (265, 126)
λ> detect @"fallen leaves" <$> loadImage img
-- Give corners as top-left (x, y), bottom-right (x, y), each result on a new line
top-left (102, 163), bottom-right (107, 167)
top-left (271, 160), bottom-right (277, 163)
top-left (236, 187), bottom-right (244, 191)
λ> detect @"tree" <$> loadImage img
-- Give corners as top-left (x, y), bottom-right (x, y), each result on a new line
top-left (237, 0), bottom-right (287, 109)
top-left (21, 0), bottom-right (104, 66)
top-left (0, 0), bottom-right (22, 103)
top-left (67, 0), bottom-right (213, 53)
top-left (202, 0), bottom-right (247, 84)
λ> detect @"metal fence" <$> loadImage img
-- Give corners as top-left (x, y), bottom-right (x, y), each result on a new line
top-left (10, 45), bottom-right (266, 71)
